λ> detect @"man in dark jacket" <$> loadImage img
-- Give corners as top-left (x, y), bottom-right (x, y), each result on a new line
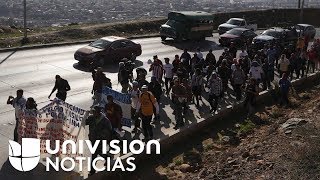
top-left (86, 106), bottom-right (112, 176)
top-left (205, 49), bottom-right (216, 66)
top-left (48, 75), bottom-right (70, 101)
top-left (148, 76), bottom-right (163, 104)
top-left (217, 60), bottom-right (231, 93)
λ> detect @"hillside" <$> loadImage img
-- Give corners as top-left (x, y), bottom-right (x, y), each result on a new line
top-left (0, 18), bottom-right (165, 48)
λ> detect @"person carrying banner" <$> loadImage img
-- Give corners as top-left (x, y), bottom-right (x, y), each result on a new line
top-left (7, 89), bottom-right (26, 142)
top-left (48, 75), bottom-right (71, 101)
top-left (136, 85), bottom-right (159, 140)
top-left (26, 97), bottom-right (37, 110)
top-left (105, 95), bottom-right (123, 133)
top-left (92, 67), bottom-right (112, 106)
top-left (130, 81), bottom-right (141, 133)
top-left (86, 106), bottom-right (112, 176)
top-left (171, 78), bottom-right (187, 129)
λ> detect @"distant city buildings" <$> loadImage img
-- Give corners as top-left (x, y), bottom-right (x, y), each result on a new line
top-left (0, 0), bottom-right (319, 27)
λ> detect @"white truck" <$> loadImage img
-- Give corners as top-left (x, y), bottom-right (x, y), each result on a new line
top-left (218, 18), bottom-right (258, 35)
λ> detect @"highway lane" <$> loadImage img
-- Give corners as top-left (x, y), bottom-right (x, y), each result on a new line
top-left (0, 34), bottom-right (224, 170)
top-left (0, 35), bottom-right (223, 119)
top-left (0, 29), bottom-right (319, 174)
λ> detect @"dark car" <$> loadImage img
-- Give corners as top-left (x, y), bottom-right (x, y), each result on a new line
top-left (252, 27), bottom-right (298, 49)
top-left (74, 36), bottom-right (142, 66)
top-left (296, 24), bottom-right (316, 40)
top-left (219, 28), bottom-right (257, 47)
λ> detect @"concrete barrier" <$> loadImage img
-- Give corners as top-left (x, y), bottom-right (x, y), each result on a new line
top-left (88, 72), bottom-right (320, 179)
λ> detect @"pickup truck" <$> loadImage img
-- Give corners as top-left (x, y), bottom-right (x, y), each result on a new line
top-left (218, 18), bottom-right (257, 35)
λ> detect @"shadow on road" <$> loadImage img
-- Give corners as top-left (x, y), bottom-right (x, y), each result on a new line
top-left (0, 50), bottom-right (17, 65)
top-left (162, 39), bottom-right (223, 52)
top-left (73, 60), bottom-right (144, 73)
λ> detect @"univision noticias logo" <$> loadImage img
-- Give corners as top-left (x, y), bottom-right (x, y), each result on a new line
top-left (8, 138), bottom-right (41, 172)
top-left (8, 138), bottom-right (161, 172)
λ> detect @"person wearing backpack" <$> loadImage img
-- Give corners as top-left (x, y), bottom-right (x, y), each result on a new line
top-left (231, 64), bottom-right (246, 101)
top-left (86, 106), bottom-right (112, 176)
top-left (136, 85), bottom-right (159, 140)
top-left (217, 60), bottom-right (231, 93)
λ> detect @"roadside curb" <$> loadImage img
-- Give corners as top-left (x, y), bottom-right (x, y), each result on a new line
top-left (88, 72), bottom-right (320, 180)
top-left (0, 34), bottom-right (160, 53)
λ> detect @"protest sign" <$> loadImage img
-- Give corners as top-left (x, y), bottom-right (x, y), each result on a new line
top-left (18, 98), bottom-right (87, 159)
top-left (100, 87), bottom-right (132, 128)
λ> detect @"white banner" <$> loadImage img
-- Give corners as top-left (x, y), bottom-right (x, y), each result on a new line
top-left (18, 98), bottom-right (87, 160)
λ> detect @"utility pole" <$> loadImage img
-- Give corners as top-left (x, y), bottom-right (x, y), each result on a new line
top-left (22, 0), bottom-right (28, 44)
top-left (298, 0), bottom-right (301, 8)
top-left (300, 0), bottom-right (305, 23)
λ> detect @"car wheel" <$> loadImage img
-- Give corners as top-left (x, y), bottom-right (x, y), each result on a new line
top-left (78, 61), bottom-right (86, 66)
top-left (161, 36), bottom-right (166, 41)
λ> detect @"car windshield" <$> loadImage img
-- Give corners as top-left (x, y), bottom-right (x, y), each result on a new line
top-left (89, 39), bottom-right (112, 49)
top-left (166, 20), bottom-right (178, 27)
top-left (263, 30), bottom-right (281, 38)
top-left (227, 29), bottom-right (244, 36)
top-left (226, 19), bottom-right (243, 26)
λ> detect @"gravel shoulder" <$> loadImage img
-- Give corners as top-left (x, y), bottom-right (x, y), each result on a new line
top-left (119, 85), bottom-right (320, 180)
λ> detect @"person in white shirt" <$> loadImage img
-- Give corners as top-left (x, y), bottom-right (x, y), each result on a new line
top-left (239, 48), bottom-right (248, 59)
top-left (207, 72), bottom-right (223, 113)
top-left (249, 61), bottom-right (264, 83)
top-left (7, 89), bottom-right (26, 142)
top-left (163, 57), bottom-right (174, 95)
top-left (278, 54), bottom-right (290, 78)
top-left (231, 58), bottom-right (238, 72)
top-left (130, 81), bottom-right (141, 132)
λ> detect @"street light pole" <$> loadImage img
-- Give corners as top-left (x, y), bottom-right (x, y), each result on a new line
top-left (300, 0), bottom-right (305, 23)
top-left (23, 0), bottom-right (28, 44)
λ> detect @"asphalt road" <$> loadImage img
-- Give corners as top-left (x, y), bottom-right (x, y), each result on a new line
top-left (0, 29), bottom-right (319, 178)
top-left (0, 33), bottom-right (225, 175)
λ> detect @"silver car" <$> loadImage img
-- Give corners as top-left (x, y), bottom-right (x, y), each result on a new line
top-left (296, 24), bottom-right (316, 40)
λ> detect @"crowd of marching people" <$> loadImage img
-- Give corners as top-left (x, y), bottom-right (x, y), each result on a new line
top-left (113, 37), bottom-right (320, 136)
top-left (7, 37), bottom-right (320, 144)
top-left (6, 34), bottom-right (320, 175)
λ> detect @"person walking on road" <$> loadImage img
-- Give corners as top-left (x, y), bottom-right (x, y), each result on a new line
top-left (105, 95), bottom-right (123, 132)
top-left (118, 62), bottom-right (131, 93)
top-left (148, 76), bottom-right (163, 104)
top-left (278, 54), bottom-right (290, 78)
top-left (149, 55), bottom-right (163, 83)
top-left (207, 72), bottom-right (223, 113)
top-left (171, 79), bottom-right (187, 129)
top-left (92, 67), bottom-right (112, 105)
top-left (244, 78), bottom-right (259, 117)
top-left (25, 97), bottom-right (37, 110)
top-left (191, 68), bottom-right (203, 107)
top-left (163, 58), bottom-right (174, 95)
top-left (48, 75), bottom-right (71, 101)
top-left (129, 81), bottom-right (141, 133)
top-left (231, 64), bottom-right (246, 101)
top-left (278, 73), bottom-right (292, 107)
top-left (136, 85), bottom-right (159, 141)
top-left (217, 60), bottom-right (231, 93)
top-left (7, 89), bottom-right (26, 142)
top-left (86, 106), bottom-right (112, 176)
